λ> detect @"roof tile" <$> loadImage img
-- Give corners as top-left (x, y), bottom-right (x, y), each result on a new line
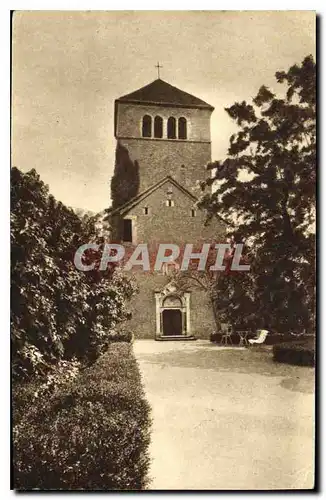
top-left (116, 78), bottom-right (214, 110)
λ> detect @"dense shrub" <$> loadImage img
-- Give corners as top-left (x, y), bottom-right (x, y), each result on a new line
top-left (13, 342), bottom-right (151, 491)
top-left (13, 359), bottom-right (81, 426)
top-left (11, 167), bottom-right (137, 379)
top-left (273, 339), bottom-right (315, 366)
top-left (106, 329), bottom-right (134, 343)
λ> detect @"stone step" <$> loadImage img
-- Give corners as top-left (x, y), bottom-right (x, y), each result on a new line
top-left (155, 335), bottom-right (197, 341)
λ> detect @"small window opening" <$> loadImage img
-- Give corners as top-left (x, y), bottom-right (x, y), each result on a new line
top-left (143, 207), bottom-right (149, 215)
top-left (167, 117), bottom-right (176, 139)
top-left (178, 117), bottom-right (187, 140)
top-left (154, 116), bottom-right (163, 138)
top-left (122, 219), bottom-right (132, 242)
top-left (191, 209), bottom-right (196, 217)
top-left (166, 199), bottom-right (174, 207)
top-left (142, 115), bottom-right (152, 138)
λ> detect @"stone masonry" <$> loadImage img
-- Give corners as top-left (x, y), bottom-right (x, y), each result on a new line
top-left (110, 79), bottom-right (222, 339)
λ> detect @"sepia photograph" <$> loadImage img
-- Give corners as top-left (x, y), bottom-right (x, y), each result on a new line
top-left (11, 10), bottom-right (316, 491)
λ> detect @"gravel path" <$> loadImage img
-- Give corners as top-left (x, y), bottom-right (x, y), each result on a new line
top-left (134, 340), bottom-right (315, 490)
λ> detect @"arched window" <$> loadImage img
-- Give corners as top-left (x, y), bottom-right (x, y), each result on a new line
top-left (142, 115), bottom-right (152, 138)
top-left (178, 117), bottom-right (187, 140)
top-left (167, 117), bottom-right (176, 139)
top-left (154, 116), bottom-right (163, 138)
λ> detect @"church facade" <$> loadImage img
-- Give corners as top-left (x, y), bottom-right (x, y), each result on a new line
top-left (108, 78), bottom-right (223, 339)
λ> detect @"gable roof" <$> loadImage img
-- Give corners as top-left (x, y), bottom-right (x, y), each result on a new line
top-left (116, 79), bottom-right (214, 111)
top-left (106, 176), bottom-right (198, 218)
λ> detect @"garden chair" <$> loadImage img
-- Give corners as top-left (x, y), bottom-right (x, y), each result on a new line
top-left (220, 323), bottom-right (233, 346)
top-left (248, 329), bottom-right (269, 346)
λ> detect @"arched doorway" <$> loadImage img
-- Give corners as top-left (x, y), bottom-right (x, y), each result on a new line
top-left (162, 295), bottom-right (183, 336)
top-left (154, 287), bottom-right (191, 339)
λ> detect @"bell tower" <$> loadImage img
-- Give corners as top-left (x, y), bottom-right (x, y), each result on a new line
top-left (114, 78), bottom-right (214, 194)
top-left (108, 78), bottom-right (220, 341)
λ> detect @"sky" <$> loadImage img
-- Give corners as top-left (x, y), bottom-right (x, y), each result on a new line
top-left (12, 10), bottom-right (315, 213)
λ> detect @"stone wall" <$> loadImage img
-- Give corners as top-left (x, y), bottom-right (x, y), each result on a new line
top-left (126, 271), bottom-right (216, 340)
top-left (121, 180), bottom-right (222, 246)
top-left (116, 102), bottom-right (212, 142)
top-left (112, 97), bottom-right (219, 340)
top-left (115, 102), bottom-right (213, 193)
top-left (117, 182), bottom-right (223, 340)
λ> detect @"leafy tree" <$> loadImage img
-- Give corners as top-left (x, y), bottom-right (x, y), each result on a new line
top-left (174, 238), bottom-right (253, 330)
top-left (11, 167), bottom-right (137, 380)
top-left (199, 55), bottom-right (316, 332)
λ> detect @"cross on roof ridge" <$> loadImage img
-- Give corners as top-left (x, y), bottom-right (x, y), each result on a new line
top-left (155, 62), bottom-right (163, 79)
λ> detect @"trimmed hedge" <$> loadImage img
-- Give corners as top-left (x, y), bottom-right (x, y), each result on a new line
top-left (107, 329), bottom-right (134, 343)
top-left (273, 340), bottom-right (315, 367)
top-left (13, 342), bottom-right (151, 491)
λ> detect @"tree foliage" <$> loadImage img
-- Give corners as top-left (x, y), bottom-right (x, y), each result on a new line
top-left (199, 55), bottom-right (316, 332)
top-left (11, 167), bottom-right (137, 380)
top-left (174, 238), bottom-right (253, 330)
top-left (111, 141), bottom-right (140, 209)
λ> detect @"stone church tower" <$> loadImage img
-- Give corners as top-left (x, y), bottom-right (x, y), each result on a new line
top-left (109, 78), bottom-right (223, 339)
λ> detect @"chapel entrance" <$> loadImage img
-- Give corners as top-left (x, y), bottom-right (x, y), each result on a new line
top-left (155, 287), bottom-right (192, 339)
top-left (162, 309), bottom-right (182, 336)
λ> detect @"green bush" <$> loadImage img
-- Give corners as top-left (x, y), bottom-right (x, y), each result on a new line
top-left (13, 359), bottom-right (81, 426)
top-left (273, 339), bottom-right (315, 367)
top-left (11, 167), bottom-right (138, 380)
top-left (107, 329), bottom-right (134, 343)
top-left (13, 343), bottom-right (151, 491)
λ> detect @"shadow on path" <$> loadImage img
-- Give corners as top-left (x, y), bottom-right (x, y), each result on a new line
top-left (137, 343), bottom-right (314, 394)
